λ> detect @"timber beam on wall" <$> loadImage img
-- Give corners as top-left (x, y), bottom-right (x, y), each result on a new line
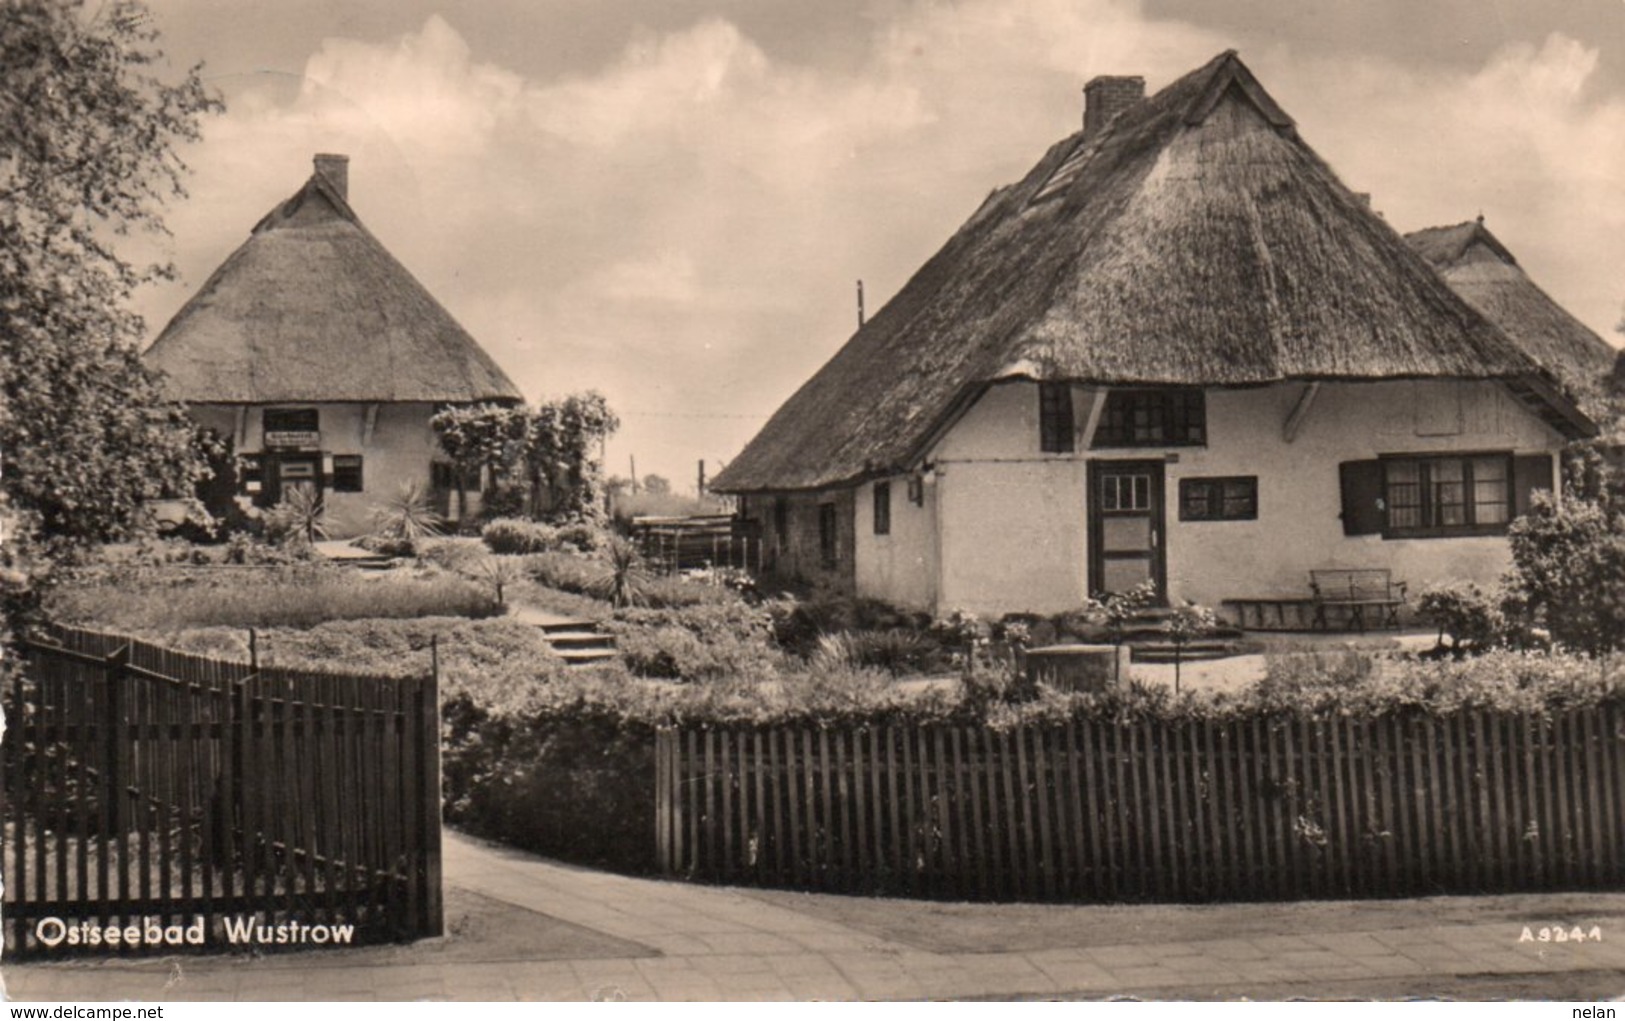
top-left (1283, 382), bottom-right (1321, 443)
top-left (363, 403), bottom-right (380, 447)
top-left (1080, 387), bottom-right (1108, 449)
top-left (234, 406), bottom-right (248, 449)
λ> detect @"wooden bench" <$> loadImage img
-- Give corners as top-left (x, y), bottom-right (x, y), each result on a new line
top-left (1310, 568), bottom-right (1406, 633)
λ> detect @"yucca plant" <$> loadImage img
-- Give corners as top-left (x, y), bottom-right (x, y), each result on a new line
top-left (267, 486), bottom-right (328, 547)
top-left (590, 535), bottom-right (651, 609)
top-left (465, 555), bottom-right (525, 608)
top-left (368, 481), bottom-right (444, 556)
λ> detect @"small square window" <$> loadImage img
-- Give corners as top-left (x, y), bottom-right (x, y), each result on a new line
top-left (1178, 476), bottom-right (1257, 521)
top-left (332, 455), bottom-right (363, 493)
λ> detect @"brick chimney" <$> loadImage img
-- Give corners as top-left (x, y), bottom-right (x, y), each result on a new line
top-left (1083, 75), bottom-right (1145, 140)
top-left (313, 153), bottom-right (349, 201)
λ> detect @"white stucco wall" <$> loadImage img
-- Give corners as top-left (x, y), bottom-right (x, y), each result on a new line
top-left (905, 378), bottom-right (1564, 618)
top-left (853, 474), bottom-right (939, 610)
top-left (928, 381), bottom-right (1098, 616)
top-left (188, 401), bottom-right (466, 537)
top-left (1160, 380), bottom-right (1560, 608)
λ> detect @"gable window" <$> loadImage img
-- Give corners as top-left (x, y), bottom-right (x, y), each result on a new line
top-left (332, 455), bottom-right (364, 493)
top-left (873, 481), bottom-right (892, 536)
top-left (1179, 476), bottom-right (1257, 521)
top-left (1383, 454), bottom-right (1510, 537)
top-left (1039, 382), bottom-right (1075, 453)
top-left (818, 503), bottom-right (839, 568)
top-left (1093, 389), bottom-right (1205, 448)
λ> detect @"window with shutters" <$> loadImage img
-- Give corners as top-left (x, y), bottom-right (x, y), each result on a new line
top-left (1039, 383), bottom-right (1075, 453)
top-left (1381, 453), bottom-right (1512, 538)
top-left (1093, 388), bottom-right (1206, 447)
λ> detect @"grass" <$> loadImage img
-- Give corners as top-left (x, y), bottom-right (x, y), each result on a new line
top-left (49, 565), bottom-right (502, 631)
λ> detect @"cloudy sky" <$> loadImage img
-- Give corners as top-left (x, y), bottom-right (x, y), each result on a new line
top-left (133, 0), bottom-right (1625, 490)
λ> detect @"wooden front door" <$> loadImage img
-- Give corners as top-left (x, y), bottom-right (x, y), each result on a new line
top-left (266, 454), bottom-right (322, 507)
top-left (1088, 460), bottom-right (1166, 604)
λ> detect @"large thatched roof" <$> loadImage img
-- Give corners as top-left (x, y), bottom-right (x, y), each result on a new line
top-left (1405, 218), bottom-right (1618, 409)
top-left (145, 159), bottom-right (524, 405)
top-left (713, 51), bottom-right (1591, 494)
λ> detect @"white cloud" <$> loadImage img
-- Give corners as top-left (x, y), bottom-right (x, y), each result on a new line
top-left (140, 2), bottom-right (1624, 488)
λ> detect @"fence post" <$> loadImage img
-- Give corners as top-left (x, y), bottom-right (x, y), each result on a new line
top-left (249, 628), bottom-right (259, 671)
top-left (105, 644), bottom-right (131, 836)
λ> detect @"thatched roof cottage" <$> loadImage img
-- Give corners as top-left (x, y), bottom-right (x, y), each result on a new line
top-left (711, 51), bottom-right (1596, 618)
top-left (145, 154), bottom-right (524, 535)
top-left (1406, 217), bottom-right (1619, 418)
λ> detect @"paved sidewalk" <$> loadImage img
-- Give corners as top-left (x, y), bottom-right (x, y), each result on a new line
top-left (4, 832), bottom-right (1622, 1001)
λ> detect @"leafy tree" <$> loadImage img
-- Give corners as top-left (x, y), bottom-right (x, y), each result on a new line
top-left (429, 404), bottom-right (529, 521)
top-left (527, 391), bottom-right (620, 523)
top-left (1, 0), bottom-right (221, 629)
top-left (641, 474), bottom-right (671, 495)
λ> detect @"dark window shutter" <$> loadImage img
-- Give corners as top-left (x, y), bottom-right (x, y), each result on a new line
top-left (1513, 453), bottom-right (1555, 517)
top-left (1338, 460), bottom-right (1384, 536)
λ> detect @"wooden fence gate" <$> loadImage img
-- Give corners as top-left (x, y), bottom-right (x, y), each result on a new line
top-left (2, 626), bottom-right (443, 956)
top-left (656, 711), bottom-right (1625, 902)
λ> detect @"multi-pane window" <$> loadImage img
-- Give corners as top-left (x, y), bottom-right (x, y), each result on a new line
top-left (332, 455), bottom-right (364, 492)
top-left (818, 503), bottom-right (839, 568)
top-left (1093, 389), bottom-right (1206, 447)
top-left (1179, 477), bottom-right (1257, 521)
top-left (1384, 454), bottom-right (1510, 537)
top-left (262, 408), bottom-right (319, 433)
top-left (873, 481), bottom-right (891, 536)
top-left (1099, 473), bottom-right (1151, 512)
top-left (430, 461), bottom-right (457, 490)
top-left (1039, 382), bottom-right (1075, 453)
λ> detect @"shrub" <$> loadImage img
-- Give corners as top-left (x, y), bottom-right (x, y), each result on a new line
top-left (1507, 493), bottom-right (1625, 656)
top-left (607, 602), bottom-right (780, 681)
top-left (481, 518), bottom-right (558, 555)
top-left (147, 615), bottom-right (576, 693)
top-left (767, 595), bottom-right (931, 656)
top-left (524, 550), bottom-right (602, 593)
top-left (48, 567), bottom-right (501, 630)
top-left (554, 522), bottom-right (604, 554)
top-left (809, 628), bottom-right (944, 677)
top-left (1416, 582), bottom-right (1509, 654)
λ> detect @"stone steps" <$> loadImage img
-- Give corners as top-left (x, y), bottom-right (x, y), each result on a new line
top-left (535, 619), bottom-right (619, 666)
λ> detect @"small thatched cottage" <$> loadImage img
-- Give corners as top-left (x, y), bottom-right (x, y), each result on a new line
top-left (710, 51), bottom-right (1596, 618)
top-left (1405, 217), bottom-right (1619, 420)
top-left (145, 154), bottom-right (524, 536)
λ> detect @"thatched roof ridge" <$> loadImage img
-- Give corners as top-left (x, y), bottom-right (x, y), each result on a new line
top-left (713, 52), bottom-right (1590, 494)
top-left (144, 164), bottom-right (524, 405)
top-left (1404, 218), bottom-right (1617, 408)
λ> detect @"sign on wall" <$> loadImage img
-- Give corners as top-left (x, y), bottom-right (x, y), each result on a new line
top-left (264, 430), bottom-right (320, 448)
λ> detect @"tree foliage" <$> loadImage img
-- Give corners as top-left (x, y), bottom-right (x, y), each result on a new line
top-left (1, 0), bottom-right (221, 619)
top-left (431, 391), bottom-right (620, 525)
